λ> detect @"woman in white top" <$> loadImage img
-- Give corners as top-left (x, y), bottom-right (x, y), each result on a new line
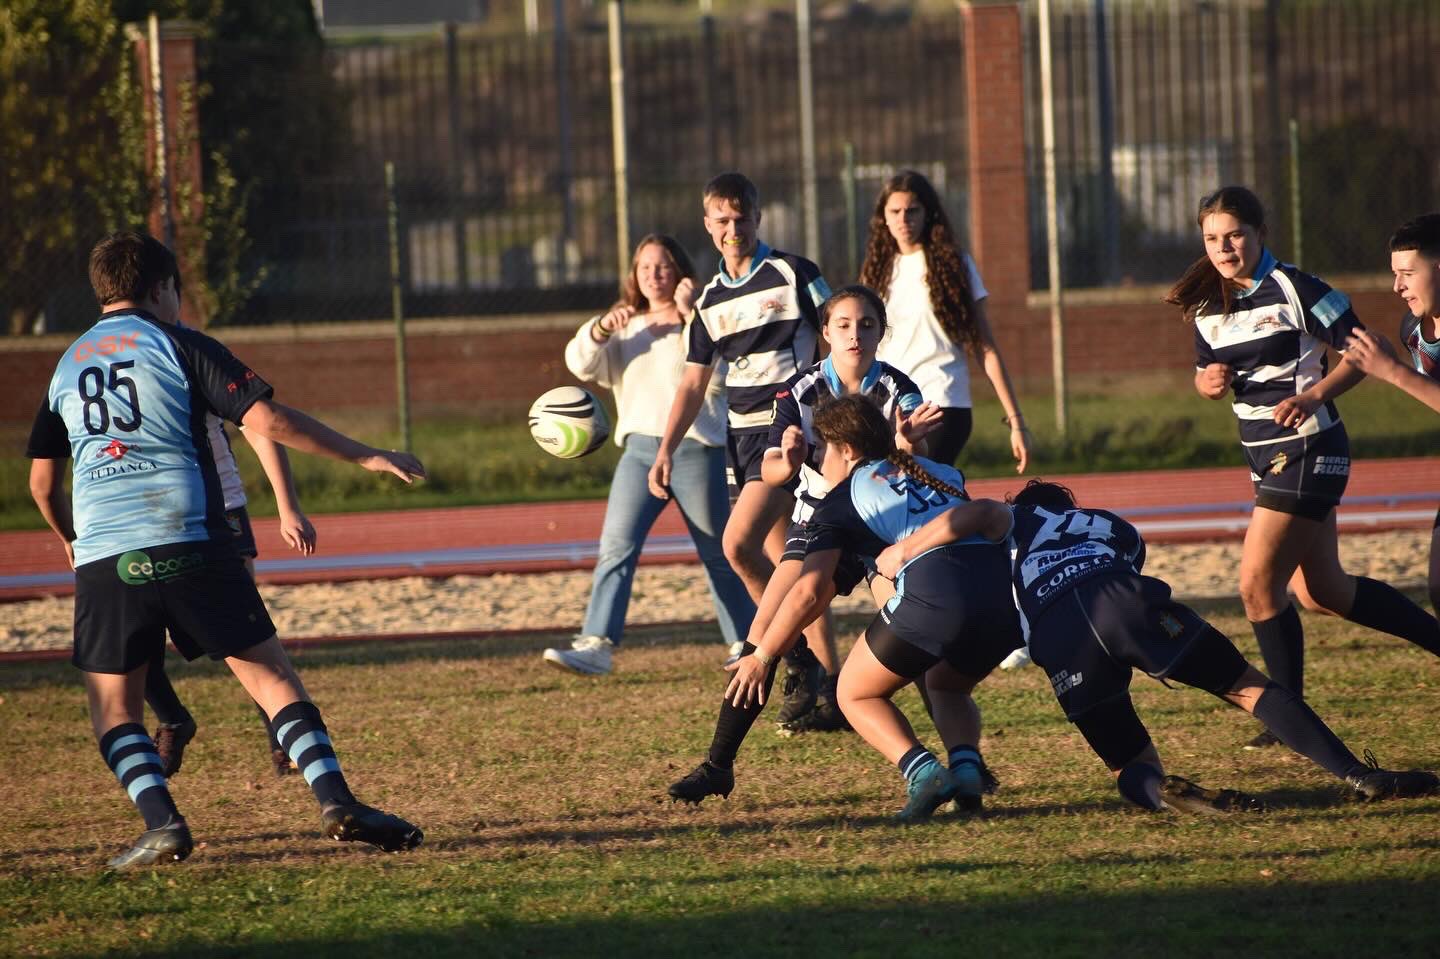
top-left (543, 235), bottom-right (756, 676)
top-left (860, 170), bottom-right (1031, 472)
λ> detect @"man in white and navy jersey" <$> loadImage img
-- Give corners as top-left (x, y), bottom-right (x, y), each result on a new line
top-left (648, 172), bottom-right (832, 720)
top-left (1346, 213), bottom-right (1440, 617)
top-left (27, 232), bottom-right (424, 867)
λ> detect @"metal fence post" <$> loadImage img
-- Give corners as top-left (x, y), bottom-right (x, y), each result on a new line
top-left (609, 0), bottom-right (631, 277)
top-left (385, 161), bottom-right (411, 452)
top-left (445, 22), bottom-right (469, 293)
top-left (842, 142), bottom-right (858, 280)
top-left (1039, 0), bottom-right (1068, 437)
top-left (1289, 117), bottom-right (1302, 268)
top-left (796, 0), bottom-right (820, 262)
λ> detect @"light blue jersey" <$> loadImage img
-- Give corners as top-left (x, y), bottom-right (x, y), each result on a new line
top-left (28, 310), bottom-right (273, 565)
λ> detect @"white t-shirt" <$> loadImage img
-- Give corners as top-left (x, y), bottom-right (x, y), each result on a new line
top-left (565, 314), bottom-right (728, 448)
top-left (877, 250), bottom-right (988, 409)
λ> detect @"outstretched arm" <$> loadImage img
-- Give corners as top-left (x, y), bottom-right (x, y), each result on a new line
top-left (1345, 328), bottom-right (1440, 414)
top-left (723, 549), bottom-right (840, 707)
top-left (240, 399), bottom-right (425, 483)
top-left (28, 458), bottom-right (76, 569)
top-left (242, 428), bottom-right (317, 555)
top-left (873, 499), bottom-right (1012, 580)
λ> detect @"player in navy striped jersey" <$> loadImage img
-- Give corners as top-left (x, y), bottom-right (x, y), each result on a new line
top-left (1166, 187), bottom-right (1440, 748)
top-left (666, 289), bottom-right (942, 802)
top-left (647, 173), bottom-right (834, 720)
top-left (873, 480), bottom-right (1439, 809)
top-left (27, 233), bottom-right (424, 867)
top-left (1345, 213), bottom-right (1440, 617)
top-left (721, 396), bottom-right (1020, 820)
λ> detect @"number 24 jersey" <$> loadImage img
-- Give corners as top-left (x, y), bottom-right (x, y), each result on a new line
top-left (1006, 504), bottom-right (1146, 626)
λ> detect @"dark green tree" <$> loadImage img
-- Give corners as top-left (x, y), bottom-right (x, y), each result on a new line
top-left (0, 0), bottom-right (148, 334)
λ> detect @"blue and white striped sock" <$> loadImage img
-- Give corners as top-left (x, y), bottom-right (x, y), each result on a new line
top-left (98, 723), bottom-right (180, 830)
top-left (947, 745), bottom-right (981, 770)
top-left (897, 745), bottom-right (940, 786)
top-left (270, 701), bottom-right (356, 808)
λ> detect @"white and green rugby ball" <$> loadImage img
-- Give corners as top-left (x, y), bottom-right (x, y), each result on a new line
top-left (528, 386), bottom-right (610, 459)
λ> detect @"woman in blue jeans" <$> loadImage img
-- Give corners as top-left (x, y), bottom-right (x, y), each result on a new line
top-left (543, 235), bottom-right (756, 675)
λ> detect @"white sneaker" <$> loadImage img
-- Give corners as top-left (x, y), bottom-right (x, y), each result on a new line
top-left (543, 635), bottom-right (614, 675)
top-left (999, 645), bottom-right (1032, 670)
top-left (721, 641), bottom-right (745, 669)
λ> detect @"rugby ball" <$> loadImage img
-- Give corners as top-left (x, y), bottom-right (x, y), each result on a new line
top-left (528, 386), bottom-right (610, 458)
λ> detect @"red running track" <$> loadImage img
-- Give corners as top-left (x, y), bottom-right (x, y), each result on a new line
top-left (2, 457), bottom-right (1435, 603)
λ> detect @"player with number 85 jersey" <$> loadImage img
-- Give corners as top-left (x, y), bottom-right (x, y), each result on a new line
top-left (33, 310), bottom-right (267, 567)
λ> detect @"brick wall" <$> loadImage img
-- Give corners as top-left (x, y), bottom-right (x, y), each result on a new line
top-left (5, 286), bottom-right (1399, 430)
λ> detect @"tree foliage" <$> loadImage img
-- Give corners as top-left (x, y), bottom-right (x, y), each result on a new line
top-left (118, 0), bottom-right (352, 325)
top-left (0, 0), bottom-right (148, 334)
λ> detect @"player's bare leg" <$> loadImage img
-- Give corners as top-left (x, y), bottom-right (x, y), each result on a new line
top-left (226, 636), bottom-right (422, 852)
top-left (837, 635), bottom-right (954, 821)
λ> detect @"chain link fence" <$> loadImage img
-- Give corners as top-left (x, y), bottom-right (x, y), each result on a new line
top-left (10, 1), bottom-right (1440, 334)
top-left (1024, 0), bottom-right (1440, 289)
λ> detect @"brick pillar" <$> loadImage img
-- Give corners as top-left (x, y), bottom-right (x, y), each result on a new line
top-left (130, 20), bottom-right (206, 327)
top-left (961, 1), bottom-right (1030, 306)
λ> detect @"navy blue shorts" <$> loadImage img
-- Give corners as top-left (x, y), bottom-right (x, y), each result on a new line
top-left (866, 543), bottom-right (1022, 679)
top-left (1245, 423), bottom-right (1350, 521)
top-left (1028, 573), bottom-right (1245, 720)
top-left (725, 430), bottom-right (771, 492)
top-left (223, 505), bottom-right (258, 559)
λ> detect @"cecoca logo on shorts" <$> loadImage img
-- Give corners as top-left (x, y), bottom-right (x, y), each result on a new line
top-left (115, 549), bottom-right (206, 586)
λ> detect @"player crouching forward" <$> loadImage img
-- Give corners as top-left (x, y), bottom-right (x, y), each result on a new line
top-left (27, 232), bottom-right (424, 868)
top-left (723, 396), bottom-right (1021, 821)
top-left (875, 480), bottom-right (1439, 812)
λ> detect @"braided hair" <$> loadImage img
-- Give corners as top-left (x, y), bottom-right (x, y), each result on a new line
top-left (811, 394), bottom-right (966, 500)
top-left (858, 170), bottom-right (981, 358)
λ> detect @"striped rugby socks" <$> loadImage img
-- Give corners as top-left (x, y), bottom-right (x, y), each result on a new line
top-left (99, 723), bottom-right (181, 830)
top-left (270, 701), bottom-right (357, 808)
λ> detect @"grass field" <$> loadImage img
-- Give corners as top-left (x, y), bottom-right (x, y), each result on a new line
top-left (3, 374), bottom-right (1438, 531)
top-left (4, 603), bottom-right (1439, 957)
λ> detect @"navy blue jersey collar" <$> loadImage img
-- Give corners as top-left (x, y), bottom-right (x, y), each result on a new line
top-left (822, 355), bottom-right (883, 395)
top-left (1234, 248), bottom-right (1277, 299)
top-left (717, 241), bottom-right (772, 287)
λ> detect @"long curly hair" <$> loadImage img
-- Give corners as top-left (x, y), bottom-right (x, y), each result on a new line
top-left (1164, 186), bottom-right (1267, 323)
top-left (812, 394), bottom-right (966, 500)
top-left (616, 234), bottom-right (697, 313)
top-left (858, 170), bottom-right (980, 357)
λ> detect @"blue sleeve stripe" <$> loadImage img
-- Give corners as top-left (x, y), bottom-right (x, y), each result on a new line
top-left (899, 391), bottom-right (922, 412)
top-left (1311, 290), bottom-right (1351, 328)
top-left (807, 278), bottom-right (831, 307)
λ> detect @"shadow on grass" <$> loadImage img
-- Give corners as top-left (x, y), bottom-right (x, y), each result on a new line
top-left (100, 876), bottom-right (1440, 958)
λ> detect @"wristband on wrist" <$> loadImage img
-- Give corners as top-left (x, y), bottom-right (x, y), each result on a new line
top-left (753, 647), bottom-right (776, 667)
